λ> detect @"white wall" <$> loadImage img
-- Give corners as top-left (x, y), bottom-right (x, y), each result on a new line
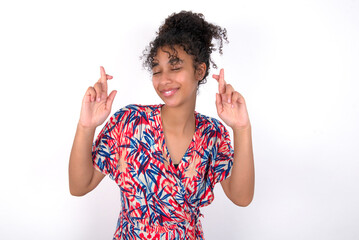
top-left (1, 0), bottom-right (358, 239)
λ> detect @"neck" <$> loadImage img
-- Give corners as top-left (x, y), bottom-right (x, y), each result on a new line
top-left (161, 102), bottom-right (196, 135)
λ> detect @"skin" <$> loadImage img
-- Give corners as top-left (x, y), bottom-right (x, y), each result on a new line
top-left (68, 46), bottom-right (255, 207)
top-left (213, 69), bottom-right (255, 207)
top-left (68, 66), bottom-right (115, 196)
top-left (151, 46), bottom-right (206, 164)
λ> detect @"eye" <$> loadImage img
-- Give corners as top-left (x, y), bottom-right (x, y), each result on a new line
top-left (171, 67), bottom-right (181, 71)
top-left (152, 68), bottom-right (161, 75)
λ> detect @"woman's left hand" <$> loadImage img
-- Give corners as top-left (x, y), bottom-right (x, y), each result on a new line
top-left (213, 69), bottom-right (251, 131)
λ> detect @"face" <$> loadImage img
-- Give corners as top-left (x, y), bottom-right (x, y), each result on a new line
top-left (152, 46), bottom-right (206, 109)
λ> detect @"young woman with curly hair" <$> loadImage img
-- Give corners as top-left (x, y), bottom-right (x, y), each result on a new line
top-left (69, 11), bottom-right (254, 240)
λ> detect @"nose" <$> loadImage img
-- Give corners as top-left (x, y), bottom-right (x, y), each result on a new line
top-left (157, 70), bottom-right (173, 84)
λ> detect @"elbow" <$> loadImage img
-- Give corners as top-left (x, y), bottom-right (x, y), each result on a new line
top-left (69, 185), bottom-right (89, 197)
top-left (231, 196), bottom-right (254, 207)
top-left (233, 199), bottom-right (252, 207)
top-left (70, 190), bottom-right (87, 197)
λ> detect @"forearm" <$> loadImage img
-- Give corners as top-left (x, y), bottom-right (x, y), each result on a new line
top-left (229, 126), bottom-right (255, 206)
top-left (68, 123), bottom-right (96, 195)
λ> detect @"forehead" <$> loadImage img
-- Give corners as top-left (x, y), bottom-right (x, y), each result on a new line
top-left (153, 45), bottom-right (192, 64)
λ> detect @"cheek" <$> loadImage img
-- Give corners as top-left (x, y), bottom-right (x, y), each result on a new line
top-left (152, 77), bottom-right (158, 88)
top-left (152, 78), bottom-right (162, 95)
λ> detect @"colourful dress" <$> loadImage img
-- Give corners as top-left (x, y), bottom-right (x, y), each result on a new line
top-left (92, 104), bottom-right (233, 240)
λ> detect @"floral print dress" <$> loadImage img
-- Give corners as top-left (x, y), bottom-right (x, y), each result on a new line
top-left (92, 104), bottom-right (233, 240)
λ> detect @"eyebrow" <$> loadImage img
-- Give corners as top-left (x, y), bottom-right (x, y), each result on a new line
top-left (151, 62), bottom-right (159, 68)
top-left (169, 57), bottom-right (183, 65)
top-left (151, 57), bottom-right (184, 69)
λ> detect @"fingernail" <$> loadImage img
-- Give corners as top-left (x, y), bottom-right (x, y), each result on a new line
top-left (97, 97), bottom-right (100, 102)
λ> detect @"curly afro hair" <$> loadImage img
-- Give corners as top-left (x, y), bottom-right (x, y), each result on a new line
top-left (142, 11), bottom-right (228, 86)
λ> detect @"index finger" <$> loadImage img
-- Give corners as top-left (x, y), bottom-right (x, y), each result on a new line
top-left (99, 66), bottom-right (113, 92)
top-left (99, 66), bottom-right (113, 80)
top-left (212, 70), bottom-right (226, 94)
top-left (100, 66), bottom-right (107, 83)
top-left (218, 69), bottom-right (226, 94)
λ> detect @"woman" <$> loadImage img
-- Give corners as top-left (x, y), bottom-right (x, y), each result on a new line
top-left (69, 11), bottom-right (254, 240)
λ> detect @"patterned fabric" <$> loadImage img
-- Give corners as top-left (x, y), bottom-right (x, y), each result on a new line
top-left (92, 104), bottom-right (233, 240)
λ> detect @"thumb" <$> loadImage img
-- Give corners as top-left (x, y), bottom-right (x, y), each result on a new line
top-left (105, 90), bottom-right (117, 111)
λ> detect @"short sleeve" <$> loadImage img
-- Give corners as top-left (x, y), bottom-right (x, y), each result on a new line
top-left (212, 123), bottom-right (234, 184)
top-left (92, 108), bottom-right (129, 180)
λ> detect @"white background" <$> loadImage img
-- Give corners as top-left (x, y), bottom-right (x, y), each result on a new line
top-left (1, 0), bottom-right (358, 239)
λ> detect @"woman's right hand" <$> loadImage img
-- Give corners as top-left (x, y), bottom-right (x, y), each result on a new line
top-left (79, 66), bottom-right (117, 129)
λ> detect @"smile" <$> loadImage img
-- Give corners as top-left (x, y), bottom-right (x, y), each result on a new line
top-left (161, 88), bottom-right (178, 97)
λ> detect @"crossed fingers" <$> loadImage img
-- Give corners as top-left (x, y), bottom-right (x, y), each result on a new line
top-left (213, 68), bottom-right (226, 94)
top-left (86, 66), bottom-right (113, 102)
top-left (213, 69), bottom-right (241, 108)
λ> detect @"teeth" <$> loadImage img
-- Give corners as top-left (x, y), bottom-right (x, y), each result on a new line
top-left (162, 89), bottom-right (177, 96)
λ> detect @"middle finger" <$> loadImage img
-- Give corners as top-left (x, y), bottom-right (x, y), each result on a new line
top-left (93, 82), bottom-right (103, 102)
top-left (224, 84), bottom-right (234, 103)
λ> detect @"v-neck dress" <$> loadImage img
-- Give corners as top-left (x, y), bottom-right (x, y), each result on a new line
top-left (92, 104), bottom-right (233, 240)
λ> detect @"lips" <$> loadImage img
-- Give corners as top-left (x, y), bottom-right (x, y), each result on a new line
top-left (160, 88), bottom-right (179, 97)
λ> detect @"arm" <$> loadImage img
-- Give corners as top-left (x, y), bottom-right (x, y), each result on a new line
top-left (221, 126), bottom-right (254, 206)
top-left (69, 124), bottom-right (105, 196)
top-left (213, 69), bottom-right (255, 206)
top-left (68, 66), bottom-right (117, 196)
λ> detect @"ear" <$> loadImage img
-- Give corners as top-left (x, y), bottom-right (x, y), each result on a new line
top-left (195, 63), bottom-right (207, 81)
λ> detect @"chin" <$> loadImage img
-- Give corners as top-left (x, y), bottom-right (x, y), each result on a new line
top-left (161, 98), bottom-right (185, 108)
top-left (162, 101), bottom-right (180, 108)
